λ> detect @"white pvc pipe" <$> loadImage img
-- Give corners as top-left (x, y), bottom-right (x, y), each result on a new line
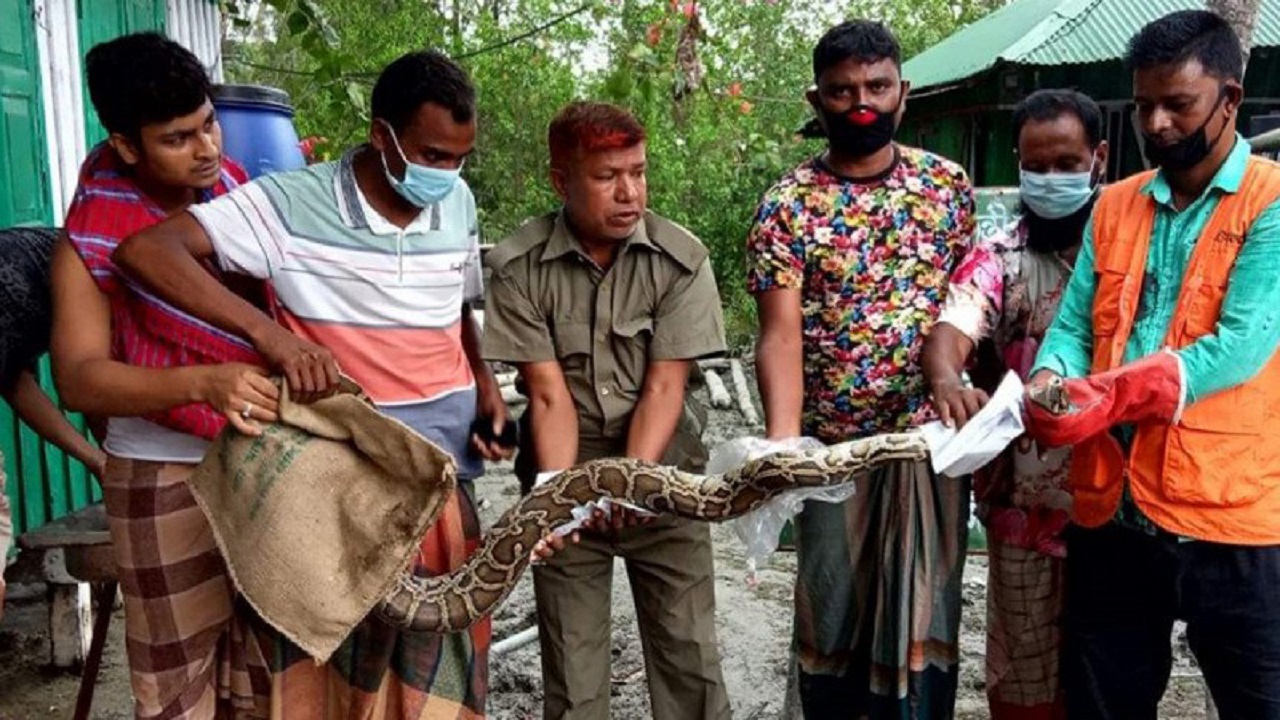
top-left (490, 625), bottom-right (539, 658)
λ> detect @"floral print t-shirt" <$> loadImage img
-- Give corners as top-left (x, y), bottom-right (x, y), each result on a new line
top-left (747, 146), bottom-right (976, 442)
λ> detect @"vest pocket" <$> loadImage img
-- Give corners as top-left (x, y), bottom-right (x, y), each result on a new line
top-left (1182, 281), bottom-right (1227, 339)
top-left (1090, 270), bottom-right (1126, 367)
top-left (1163, 390), bottom-right (1269, 507)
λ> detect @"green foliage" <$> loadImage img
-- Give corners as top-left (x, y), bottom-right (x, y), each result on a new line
top-left (221, 0), bottom-right (1002, 350)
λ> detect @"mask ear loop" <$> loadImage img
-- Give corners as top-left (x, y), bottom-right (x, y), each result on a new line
top-left (1202, 85), bottom-right (1233, 153)
top-left (379, 119), bottom-right (412, 167)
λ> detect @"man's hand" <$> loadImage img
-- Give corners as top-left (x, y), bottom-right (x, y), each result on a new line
top-left (931, 377), bottom-right (990, 429)
top-left (606, 505), bottom-right (657, 530)
top-left (253, 325), bottom-right (340, 403)
top-left (1024, 353), bottom-right (1181, 448)
top-left (533, 471), bottom-right (654, 535)
top-left (197, 363), bottom-right (281, 436)
top-left (529, 528), bottom-right (581, 563)
top-left (470, 371), bottom-right (514, 461)
top-left (87, 448), bottom-right (107, 481)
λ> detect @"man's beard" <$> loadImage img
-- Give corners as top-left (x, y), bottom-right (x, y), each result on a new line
top-left (1023, 192), bottom-right (1097, 254)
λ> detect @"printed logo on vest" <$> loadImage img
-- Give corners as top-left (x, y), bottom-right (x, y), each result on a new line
top-left (1213, 230), bottom-right (1245, 247)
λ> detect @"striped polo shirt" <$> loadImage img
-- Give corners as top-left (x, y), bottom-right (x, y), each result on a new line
top-left (188, 147), bottom-right (482, 407)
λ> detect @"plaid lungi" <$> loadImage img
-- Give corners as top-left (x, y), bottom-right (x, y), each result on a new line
top-left (260, 482), bottom-right (491, 719)
top-left (985, 538), bottom-right (1064, 719)
top-left (790, 458), bottom-right (970, 719)
top-left (103, 455), bottom-right (272, 719)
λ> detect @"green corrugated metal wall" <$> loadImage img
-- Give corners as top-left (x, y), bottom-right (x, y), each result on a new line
top-left (3, 0), bottom-right (167, 548)
top-left (902, 50), bottom-right (1280, 186)
top-left (2, 358), bottom-right (101, 546)
top-left (78, 0), bottom-right (168, 147)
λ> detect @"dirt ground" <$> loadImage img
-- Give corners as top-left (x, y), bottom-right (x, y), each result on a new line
top-left (0, 389), bottom-right (1212, 719)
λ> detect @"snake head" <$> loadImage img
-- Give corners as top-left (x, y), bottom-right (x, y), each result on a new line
top-left (1028, 375), bottom-right (1073, 416)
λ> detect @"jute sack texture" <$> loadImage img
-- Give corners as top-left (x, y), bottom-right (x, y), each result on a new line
top-left (187, 380), bottom-right (456, 661)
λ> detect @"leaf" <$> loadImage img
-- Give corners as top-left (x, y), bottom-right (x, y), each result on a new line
top-left (344, 81), bottom-right (366, 112)
top-left (627, 42), bottom-right (655, 62)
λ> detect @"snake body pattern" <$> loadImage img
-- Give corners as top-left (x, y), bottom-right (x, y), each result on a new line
top-left (376, 432), bottom-right (929, 633)
top-left (1028, 375), bottom-right (1073, 415)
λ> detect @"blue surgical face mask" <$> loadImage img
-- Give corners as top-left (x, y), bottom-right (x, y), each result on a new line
top-left (379, 121), bottom-right (460, 207)
top-left (1019, 162), bottom-right (1098, 220)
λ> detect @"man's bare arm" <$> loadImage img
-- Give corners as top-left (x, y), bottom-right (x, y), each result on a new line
top-left (3, 370), bottom-right (105, 477)
top-left (625, 359), bottom-right (691, 462)
top-left (463, 303), bottom-right (512, 460)
top-left (922, 322), bottom-right (988, 428)
top-left (518, 360), bottom-right (579, 472)
top-left (51, 236), bottom-right (278, 435)
top-left (113, 213), bottom-right (338, 400)
top-left (755, 289), bottom-right (804, 439)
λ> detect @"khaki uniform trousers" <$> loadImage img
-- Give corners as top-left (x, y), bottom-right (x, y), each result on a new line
top-left (522, 434), bottom-right (731, 720)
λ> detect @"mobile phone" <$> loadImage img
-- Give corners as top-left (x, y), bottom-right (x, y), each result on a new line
top-left (470, 416), bottom-right (519, 449)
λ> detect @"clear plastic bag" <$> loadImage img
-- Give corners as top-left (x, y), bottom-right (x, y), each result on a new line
top-left (705, 436), bottom-right (856, 585)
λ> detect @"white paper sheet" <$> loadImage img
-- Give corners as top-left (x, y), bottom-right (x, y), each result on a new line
top-left (547, 497), bottom-right (657, 538)
top-left (920, 370), bottom-right (1025, 477)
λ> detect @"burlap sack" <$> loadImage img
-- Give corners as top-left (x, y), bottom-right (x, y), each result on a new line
top-left (188, 379), bottom-right (456, 662)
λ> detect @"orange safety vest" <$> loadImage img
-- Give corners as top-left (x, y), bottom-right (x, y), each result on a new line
top-left (1070, 155), bottom-right (1280, 544)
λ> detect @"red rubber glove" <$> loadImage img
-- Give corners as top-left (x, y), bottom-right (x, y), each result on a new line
top-left (1025, 350), bottom-right (1184, 448)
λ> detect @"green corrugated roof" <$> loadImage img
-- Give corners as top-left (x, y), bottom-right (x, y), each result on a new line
top-left (904, 0), bottom-right (1280, 91)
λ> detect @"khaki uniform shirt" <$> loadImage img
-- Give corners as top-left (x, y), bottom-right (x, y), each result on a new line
top-left (483, 210), bottom-right (726, 476)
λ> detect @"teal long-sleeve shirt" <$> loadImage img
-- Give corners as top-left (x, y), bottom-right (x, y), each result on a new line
top-left (1035, 136), bottom-right (1280, 402)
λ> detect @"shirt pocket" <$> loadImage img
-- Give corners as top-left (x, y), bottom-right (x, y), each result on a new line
top-left (551, 321), bottom-right (592, 373)
top-left (610, 315), bottom-right (654, 392)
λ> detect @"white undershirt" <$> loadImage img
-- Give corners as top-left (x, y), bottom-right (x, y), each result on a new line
top-left (103, 416), bottom-right (210, 464)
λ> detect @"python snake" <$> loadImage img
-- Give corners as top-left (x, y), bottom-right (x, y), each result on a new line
top-left (376, 432), bottom-right (929, 633)
top-left (1027, 375), bottom-right (1073, 415)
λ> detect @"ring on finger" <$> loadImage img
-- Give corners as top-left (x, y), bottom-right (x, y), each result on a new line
top-left (241, 402), bottom-right (254, 420)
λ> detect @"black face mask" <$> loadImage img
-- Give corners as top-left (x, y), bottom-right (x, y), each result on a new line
top-left (1141, 91), bottom-right (1230, 171)
top-left (1023, 190), bottom-right (1098, 255)
top-left (822, 103), bottom-right (898, 158)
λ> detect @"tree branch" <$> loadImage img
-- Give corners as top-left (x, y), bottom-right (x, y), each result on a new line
top-left (226, 2), bottom-right (593, 81)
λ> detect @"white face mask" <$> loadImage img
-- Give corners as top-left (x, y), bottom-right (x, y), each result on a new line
top-left (379, 120), bottom-right (461, 207)
top-left (1019, 160), bottom-right (1099, 220)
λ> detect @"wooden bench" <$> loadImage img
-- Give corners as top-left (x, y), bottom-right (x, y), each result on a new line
top-left (11, 502), bottom-right (117, 720)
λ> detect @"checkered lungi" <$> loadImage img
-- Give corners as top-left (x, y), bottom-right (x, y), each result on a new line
top-left (102, 455), bottom-right (271, 719)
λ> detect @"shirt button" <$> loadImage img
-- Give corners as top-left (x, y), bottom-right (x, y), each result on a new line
top-left (598, 333), bottom-right (608, 343)
top-left (600, 386), bottom-right (611, 396)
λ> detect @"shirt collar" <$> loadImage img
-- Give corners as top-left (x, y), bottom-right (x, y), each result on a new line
top-left (540, 210), bottom-right (656, 263)
top-left (334, 145), bottom-right (439, 236)
top-left (1142, 133), bottom-right (1249, 207)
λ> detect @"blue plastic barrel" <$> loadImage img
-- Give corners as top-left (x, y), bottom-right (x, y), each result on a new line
top-left (212, 84), bottom-right (306, 179)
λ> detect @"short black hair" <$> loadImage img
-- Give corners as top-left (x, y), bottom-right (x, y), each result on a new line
top-left (813, 20), bottom-right (901, 81)
top-left (85, 32), bottom-right (210, 139)
top-left (371, 51), bottom-right (475, 132)
top-left (1126, 10), bottom-right (1244, 82)
top-left (1012, 89), bottom-right (1105, 148)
